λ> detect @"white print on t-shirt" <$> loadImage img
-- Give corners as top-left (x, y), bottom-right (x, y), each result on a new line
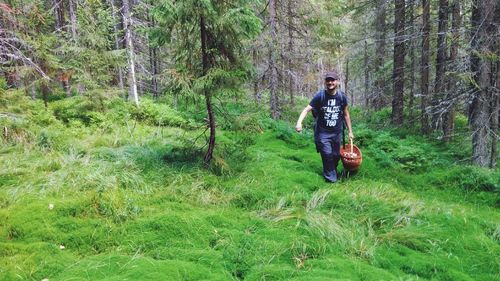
top-left (322, 98), bottom-right (341, 127)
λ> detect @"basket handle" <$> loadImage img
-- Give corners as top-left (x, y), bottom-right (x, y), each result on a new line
top-left (350, 139), bottom-right (353, 154)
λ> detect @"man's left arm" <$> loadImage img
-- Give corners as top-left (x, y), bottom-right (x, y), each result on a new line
top-left (344, 106), bottom-right (354, 140)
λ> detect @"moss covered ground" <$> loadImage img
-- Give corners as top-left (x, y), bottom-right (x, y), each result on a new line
top-left (0, 90), bottom-right (499, 280)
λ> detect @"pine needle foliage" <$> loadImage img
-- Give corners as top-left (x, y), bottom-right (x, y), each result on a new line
top-left (151, 0), bottom-right (262, 95)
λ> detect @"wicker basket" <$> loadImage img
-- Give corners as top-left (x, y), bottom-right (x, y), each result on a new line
top-left (340, 140), bottom-right (362, 171)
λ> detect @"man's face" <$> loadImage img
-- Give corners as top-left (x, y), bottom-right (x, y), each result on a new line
top-left (325, 78), bottom-right (339, 90)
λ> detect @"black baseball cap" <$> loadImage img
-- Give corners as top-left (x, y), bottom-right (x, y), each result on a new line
top-left (324, 71), bottom-right (339, 80)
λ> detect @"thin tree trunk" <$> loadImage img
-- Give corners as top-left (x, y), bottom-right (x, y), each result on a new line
top-left (433, 0), bottom-right (449, 130)
top-left (68, 0), bottom-right (77, 39)
top-left (149, 46), bottom-right (159, 98)
top-left (420, 0), bottom-right (431, 134)
top-left (287, 0), bottom-right (295, 106)
top-left (109, 0), bottom-right (125, 90)
top-left (346, 58), bottom-right (352, 105)
top-left (253, 48), bottom-right (260, 104)
top-left (408, 0), bottom-right (416, 123)
top-left (148, 13), bottom-right (159, 98)
top-left (122, 0), bottom-right (138, 105)
top-left (269, 0), bottom-right (279, 119)
top-left (392, 0), bottom-right (405, 126)
top-left (374, 0), bottom-right (387, 110)
top-left (443, 0), bottom-right (460, 142)
top-left (364, 40), bottom-right (369, 108)
top-left (200, 14), bottom-right (216, 164)
top-left (52, 0), bottom-right (64, 31)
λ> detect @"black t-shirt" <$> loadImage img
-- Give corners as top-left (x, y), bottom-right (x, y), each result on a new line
top-left (309, 90), bottom-right (348, 134)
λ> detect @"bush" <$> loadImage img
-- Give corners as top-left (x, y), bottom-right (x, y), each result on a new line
top-left (449, 167), bottom-right (499, 192)
top-left (51, 96), bottom-right (105, 126)
top-left (130, 99), bottom-right (189, 127)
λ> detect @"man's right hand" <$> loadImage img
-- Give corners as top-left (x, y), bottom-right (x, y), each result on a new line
top-left (295, 124), bottom-right (302, 132)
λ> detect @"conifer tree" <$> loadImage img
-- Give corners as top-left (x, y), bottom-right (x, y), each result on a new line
top-left (152, 0), bottom-right (261, 163)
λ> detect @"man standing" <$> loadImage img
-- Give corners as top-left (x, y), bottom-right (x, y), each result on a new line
top-left (295, 71), bottom-right (354, 183)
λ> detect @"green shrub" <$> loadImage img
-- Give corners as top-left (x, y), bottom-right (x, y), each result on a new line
top-left (130, 99), bottom-right (189, 127)
top-left (392, 145), bottom-right (428, 172)
top-left (449, 166), bottom-right (499, 192)
top-left (51, 96), bottom-right (105, 126)
top-left (28, 107), bottom-right (58, 126)
top-left (36, 129), bottom-right (53, 150)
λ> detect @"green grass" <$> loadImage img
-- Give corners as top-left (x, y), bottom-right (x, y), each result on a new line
top-left (0, 91), bottom-right (499, 280)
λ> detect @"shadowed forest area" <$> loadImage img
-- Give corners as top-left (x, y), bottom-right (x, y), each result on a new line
top-left (1, 0), bottom-right (499, 280)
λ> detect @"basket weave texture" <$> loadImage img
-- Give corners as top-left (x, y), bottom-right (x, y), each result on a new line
top-left (340, 143), bottom-right (362, 171)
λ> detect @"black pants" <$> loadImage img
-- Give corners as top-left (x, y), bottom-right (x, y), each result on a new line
top-left (315, 132), bottom-right (342, 182)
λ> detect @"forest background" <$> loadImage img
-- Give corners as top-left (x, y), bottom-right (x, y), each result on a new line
top-left (0, 0), bottom-right (499, 280)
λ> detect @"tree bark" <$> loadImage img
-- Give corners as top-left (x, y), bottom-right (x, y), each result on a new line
top-left (408, 0), bottom-right (416, 123)
top-left (392, 0), bottom-right (406, 126)
top-left (420, 0), bottom-right (431, 134)
top-left (200, 14), bottom-right (216, 164)
top-left (287, 0), bottom-right (295, 106)
top-left (253, 48), bottom-right (260, 104)
top-left (108, 0), bottom-right (125, 91)
top-left (346, 58), bottom-right (351, 105)
top-left (269, 0), bottom-right (279, 119)
top-left (68, 0), bottom-right (77, 39)
top-left (443, 0), bottom-right (460, 142)
top-left (364, 40), bottom-right (369, 108)
top-left (122, 0), bottom-right (139, 105)
top-left (470, 0), bottom-right (495, 167)
top-left (148, 13), bottom-right (159, 98)
top-left (52, 0), bottom-right (64, 31)
top-left (432, 0), bottom-right (449, 130)
top-left (489, 2), bottom-right (500, 168)
top-left (373, 0), bottom-right (387, 110)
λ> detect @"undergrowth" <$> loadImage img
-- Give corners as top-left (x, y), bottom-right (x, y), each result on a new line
top-left (0, 91), bottom-right (498, 280)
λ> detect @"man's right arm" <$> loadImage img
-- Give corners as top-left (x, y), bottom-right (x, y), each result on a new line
top-left (296, 105), bottom-right (313, 132)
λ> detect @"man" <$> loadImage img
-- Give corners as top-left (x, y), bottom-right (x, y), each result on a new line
top-left (295, 71), bottom-right (354, 183)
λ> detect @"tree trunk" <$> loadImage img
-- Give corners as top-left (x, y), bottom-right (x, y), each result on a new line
top-left (68, 0), bottom-right (77, 39)
top-left (470, 0), bottom-right (495, 167)
top-left (432, 0), bottom-right (449, 130)
top-left (408, 0), bottom-right (416, 123)
top-left (122, 0), bottom-right (139, 105)
top-left (346, 58), bottom-right (352, 105)
top-left (392, 0), bottom-right (406, 126)
top-left (287, 0), bottom-right (295, 106)
top-left (373, 0), bottom-right (387, 110)
top-left (253, 48), bottom-right (260, 104)
top-left (489, 2), bottom-right (500, 168)
top-left (148, 13), bottom-right (159, 98)
top-left (200, 14), bottom-right (216, 164)
top-left (420, 0), bottom-right (431, 134)
top-left (52, 0), bottom-right (64, 31)
top-left (149, 46), bottom-right (159, 97)
top-left (109, 0), bottom-right (125, 90)
top-left (269, 0), bottom-right (279, 119)
top-left (364, 40), bottom-right (369, 108)
top-left (443, 0), bottom-right (460, 142)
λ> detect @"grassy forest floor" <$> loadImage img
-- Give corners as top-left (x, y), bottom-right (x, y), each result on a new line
top-left (0, 90), bottom-right (499, 280)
